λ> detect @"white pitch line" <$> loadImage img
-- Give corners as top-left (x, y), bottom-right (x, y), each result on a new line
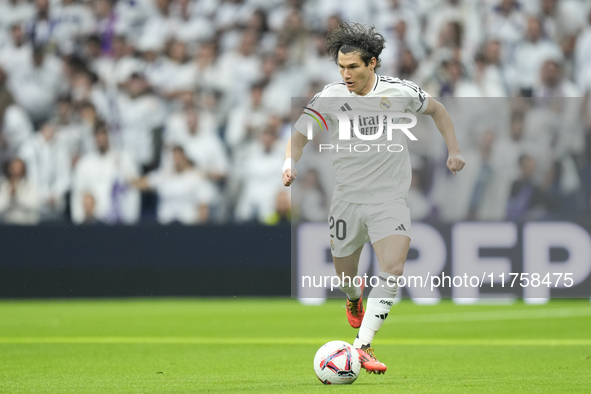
top-left (0, 337), bottom-right (590, 346)
top-left (395, 307), bottom-right (591, 323)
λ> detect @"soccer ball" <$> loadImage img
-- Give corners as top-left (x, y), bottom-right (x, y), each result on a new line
top-left (313, 341), bottom-right (361, 385)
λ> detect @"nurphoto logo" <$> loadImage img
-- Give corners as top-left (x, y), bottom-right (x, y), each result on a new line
top-left (301, 106), bottom-right (418, 153)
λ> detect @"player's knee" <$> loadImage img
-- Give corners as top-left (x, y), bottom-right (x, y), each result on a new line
top-left (394, 267), bottom-right (404, 276)
top-left (388, 266), bottom-right (403, 276)
top-left (382, 259), bottom-right (404, 276)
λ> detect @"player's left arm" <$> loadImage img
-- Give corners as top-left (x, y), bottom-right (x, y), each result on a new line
top-left (422, 96), bottom-right (466, 175)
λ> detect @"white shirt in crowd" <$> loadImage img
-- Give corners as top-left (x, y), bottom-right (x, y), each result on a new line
top-left (217, 46), bottom-right (261, 98)
top-left (0, 1), bottom-right (35, 29)
top-left (174, 14), bottom-right (215, 45)
top-left (147, 167), bottom-right (215, 224)
top-left (507, 38), bottom-right (562, 92)
top-left (54, 118), bottom-right (94, 163)
top-left (18, 132), bottom-right (71, 217)
top-left (152, 57), bottom-right (196, 95)
top-left (0, 104), bottom-right (33, 156)
top-left (0, 41), bottom-right (31, 76)
top-left (225, 98), bottom-right (269, 152)
top-left (93, 55), bottom-right (144, 90)
top-left (162, 110), bottom-right (228, 179)
top-left (574, 24), bottom-right (591, 88)
top-left (0, 178), bottom-right (40, 225)
top-left (484, 4), bottom-right (527, 59)
top-left (71, 149), bottom-right (140, 224)
top-left (51, 0), bottom-right (95, 53)
top-left (184, 130), bottom-right (229, 179)
top-left (235, 138), bottom-right (284, 222)
top-left (115, 91), bottom-right (164, 167)
top-left (8, 54), bottom-right (64, 122)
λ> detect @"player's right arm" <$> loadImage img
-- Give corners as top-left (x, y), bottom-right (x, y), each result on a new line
top-left (282, 131), bottom-right (308, 187)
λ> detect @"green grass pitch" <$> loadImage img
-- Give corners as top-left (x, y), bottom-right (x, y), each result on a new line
top-left (0, 298), bottom-right (590, 393)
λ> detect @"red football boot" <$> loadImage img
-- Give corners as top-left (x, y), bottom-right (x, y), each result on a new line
top-left (356, 346), bottom-right (387, 374)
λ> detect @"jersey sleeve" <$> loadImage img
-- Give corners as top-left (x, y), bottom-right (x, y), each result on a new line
top-left (398, 79), bottom-right (429, 114)
top-left (293, 81), bottom-right (344, 137)
top-left (293, 91), bottom-right (324, 138)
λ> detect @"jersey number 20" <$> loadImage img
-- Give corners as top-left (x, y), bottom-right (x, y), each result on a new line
top-left (329, 216), bottom-right (347, 240)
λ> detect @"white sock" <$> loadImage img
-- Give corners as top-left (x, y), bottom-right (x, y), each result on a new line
top-left (353, 272), bottom-right (399, 348)
top-left (338, 275), bottom-right (362, 300)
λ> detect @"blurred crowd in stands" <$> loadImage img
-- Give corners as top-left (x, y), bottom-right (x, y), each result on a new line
top-left (0, 0), bottom-right (590, 225)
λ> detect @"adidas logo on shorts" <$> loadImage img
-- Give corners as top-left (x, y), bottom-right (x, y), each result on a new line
top-left (395, 224), bottom-right (406, 231)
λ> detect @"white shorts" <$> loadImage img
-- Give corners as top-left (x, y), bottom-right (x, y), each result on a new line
top-left (328, 198), bottom-right (411, 258)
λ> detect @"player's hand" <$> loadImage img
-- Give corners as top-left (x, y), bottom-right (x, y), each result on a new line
top-left (447, 152), bottom-right (465, 175)
top-left (282, 168), bottom-right (297, 187)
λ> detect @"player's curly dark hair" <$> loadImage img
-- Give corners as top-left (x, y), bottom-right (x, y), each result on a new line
top-left (326, 22), bottom-right (386, 70)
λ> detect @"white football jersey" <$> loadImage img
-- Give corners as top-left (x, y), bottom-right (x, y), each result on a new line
top-left (294, 74), bottom-right (429, 204)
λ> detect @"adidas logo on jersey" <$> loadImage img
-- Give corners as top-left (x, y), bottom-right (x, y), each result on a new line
top-left (339, 103), bottom-right (352, 112)
top-left (395, 224), bottom-right (406, 231)
top-left (375, 313), bottom-right (389, 320)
